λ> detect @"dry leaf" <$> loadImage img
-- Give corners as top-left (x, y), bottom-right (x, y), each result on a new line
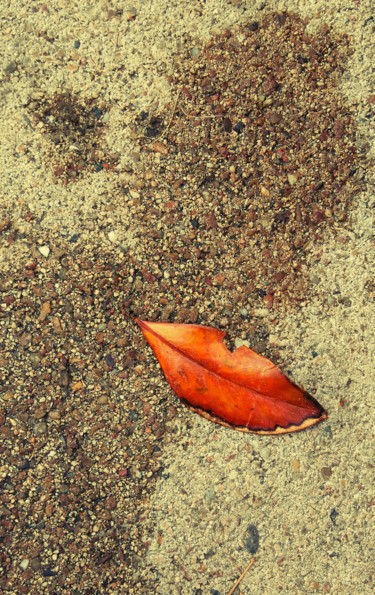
top-left (136, 319), bottom-right (327, 435)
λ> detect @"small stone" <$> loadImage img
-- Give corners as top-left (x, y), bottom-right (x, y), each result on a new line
top-left (105, 354), bottom-right (115, 368)
top-left (143, 402), bottom-right (152, 415)
top-left (233, 121), bottom-right (245, 133)
top-left (108, 231), bottom-right (117, 243)
top-left (0, 218), bottom-right (11, 232)
top-left (205, 212), bottom-right (218, 229)
top-left (213, 273), bottom-right (225, 285)
top-left (248, 21), bottom-right (259, 31)
top-left (71, 380), bottom-right (84, 392)
top-left (39, 302), bottom-right (51, 322)
top-left (269, 112), bottom-right (282, 124)
top-left (96, 331), bottom-right (105, 344)
top-left (59, 370), bottom-right (69, 387)
top-left (127, 7), bottom-right (138, 20)
top-left (45, 503), bottom-right (54, 517)
top-left (31, 556), bottom-right (42, 571)
top-left (43, 568), bottom-right (57, 577)
top-left (287, 173), bottom-right (297, 186)
top-left (330, 508), bottom-right (339, 525)
top-left (153, 141), bottom-right (168, 155)
top-left (2, 390), bottom-right (13, 401)
top-left (223, 117), bottom-right (232, 132)
top-left (245, 524), bottom-right (260, 554)
top-left (291, 459), bottom-right (301, 473)
top-left (321, 466), bottom-right (333, 479)
top-left (20, 559), bottom-right (29, 570)
top-left (97, 395), bottom-right (109, 405)
top-left (52, 316), bottom-right (63, 333)
top-left (34, 422), bottom-right (47, 435)
top-left (204, 486), bottom-right (216, 503)
top-left (105, 495), bottom-right (117, 510)
top-left (38, 245), bottom-right (50, 258)
top-left (263, 293), bottom-right (273, 308)
top-left (234, 338), bottom-right (250, 349)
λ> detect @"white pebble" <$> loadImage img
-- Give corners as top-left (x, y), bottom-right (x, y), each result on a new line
top-left (108, 231), bottom-right (117, 243)
top-left (38, 245), bottom-right (50, 258)
top-left (234, 338), bottom-right (250, 349)
top-left (20, 559), bottom-right (29, 570)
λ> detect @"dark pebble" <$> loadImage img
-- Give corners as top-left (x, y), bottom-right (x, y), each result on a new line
top-left (145, 117), bottom-right (163, 138)
top-left (92, 107), bottom-right (103, 118)
top-left (248, 22), bottom-right (259, 31)
top-left (105, 354), bottom-right (115, 368)
top-left (5, 61), bottom-right (18, 74)
top-left (190, 217), bottom-right (199, 229)
top-left (94, 162), bottom-right (103, 172)
top-left (223, 117), bottom-right (232, 132)
top-left (36, 522), bottom-right (46, 530)
top-left (69, 234), bottom-right (80, 243)
top-left (18, 460), bottom-right (31, 470)
top-left (311, 350), bottom-right (318, 358)
top-left (234, 121), bottom-right (245, 133)
top-left (330, 508), bottom-right (339, 526)
top-left (129, 409), bottom-right (138, 422)
top-left (73, 40), bottom-right (81, 49)
top-left (43, 568), bottom-right (58, 577)
top-left (245, 524), bottom-right (259, 554)
top-left (31, 556), bottom-right (41, 571)
top-left (255, 288), bottom-right (267, 298)
top-left (322, 425), bottom-right (333, 439)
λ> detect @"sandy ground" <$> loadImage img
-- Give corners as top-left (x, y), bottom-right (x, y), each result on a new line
top-left (0, 1), bottom-right (374, 594)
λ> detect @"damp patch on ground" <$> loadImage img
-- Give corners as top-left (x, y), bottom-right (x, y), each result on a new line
top-left (27, 92), bottom-right (118, 182)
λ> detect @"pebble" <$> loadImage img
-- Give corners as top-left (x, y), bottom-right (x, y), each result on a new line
top-left (97, 395), bottom-right (109, 405)
top-left (321, 466), bottom-right (333, 479)
top-left (39, 301), bottom-right (51, 322)
top-left (108, 231), bottom-right (117, 243)
top-left (245, 524), bottom-right (260, 554)
top-left (20, 559), bottom-right (29, 570)
top-left (234, 338), bottom-right (250, 349)
top-left (38, 245), bottom-right (50, 258)
top-left (287, 173), bottom-right (297, 186)
top-left (291, 459), bottom-right (301, 473)
top-left (34, 422), bottom-right (48, 435)
top-left (204, 486), bottom-right (216, 503)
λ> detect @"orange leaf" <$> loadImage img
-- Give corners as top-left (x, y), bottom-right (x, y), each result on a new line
top-left (136, 319), bottom-right (327, 435)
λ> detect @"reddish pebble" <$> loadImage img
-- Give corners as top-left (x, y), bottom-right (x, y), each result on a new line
top-left (263, 293), bottom-right (273, 308)
top-left (205, 212), bottom-right (218, 229)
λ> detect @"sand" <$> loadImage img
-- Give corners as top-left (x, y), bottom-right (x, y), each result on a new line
top-left (0, 1), bottom-right (373, 594)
